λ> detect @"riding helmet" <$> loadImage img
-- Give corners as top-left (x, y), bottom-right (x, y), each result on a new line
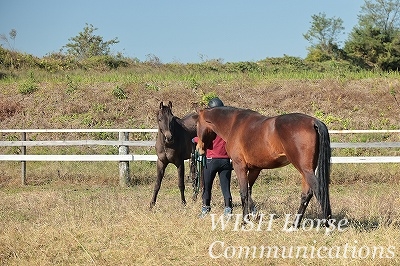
top-left (208, 97), bottom-right (224, 108)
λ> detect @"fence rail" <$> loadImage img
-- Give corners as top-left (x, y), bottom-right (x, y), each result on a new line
top-left (0, 129), bottom-right (399, 185)
top-left (0, 140), bottom-right (156, 147)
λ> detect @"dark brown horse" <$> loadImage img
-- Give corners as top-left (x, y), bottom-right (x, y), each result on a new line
top-left (150, 101), bottom-right (198, 208)
top-left (196, 106), bottom-right (332, 226)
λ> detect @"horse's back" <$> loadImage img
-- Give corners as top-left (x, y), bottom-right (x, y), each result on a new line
top-left (276, 112), bottom-right (315, 124)
top-left (228, 111), bottom-right (319, 169)
top-left (273, 113), bottom-right (316, 132)
top-left (224, 110), bottom-right (317, 143)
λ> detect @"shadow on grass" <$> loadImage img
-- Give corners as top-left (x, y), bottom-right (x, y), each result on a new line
top-left (335, 208), bottom-right (400, 232)
top-left (232, 205), bottom-right (400, 233)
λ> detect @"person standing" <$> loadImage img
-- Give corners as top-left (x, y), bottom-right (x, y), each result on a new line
top-left (194, 97), bottom-right (233, 218)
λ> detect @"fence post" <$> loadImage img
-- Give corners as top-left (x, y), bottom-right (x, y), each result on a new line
top-left (119, 132), bottom-right (131, 187)
top-left (21, 132), bottom-right (27, 185)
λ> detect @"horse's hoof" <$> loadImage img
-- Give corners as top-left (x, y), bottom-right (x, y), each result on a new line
top-left (149, 202), bottom-right (156, 209)
top-left (192, 193), bottom-right (198, 202)
top-left (250, 206), bottom-right (258, 216)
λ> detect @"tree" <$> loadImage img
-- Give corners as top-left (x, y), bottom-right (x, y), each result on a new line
top-left (359, 0), bottom-right (400, 34)
top-left (63, 23), bottom-right (119, 60)
top-left (303, 12), bottom-right (345, 61)
top-left (0, 29), bottom-right (18, 69)
top-left (0, 29), bottom-right (17, 51)
top-left (345, 0), bottom-right (400, 70)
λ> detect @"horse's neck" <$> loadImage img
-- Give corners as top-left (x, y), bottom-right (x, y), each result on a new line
top-left (208, 110), bottom-right (233, 135)
top-left (173, 116), bottom-right (182, 127)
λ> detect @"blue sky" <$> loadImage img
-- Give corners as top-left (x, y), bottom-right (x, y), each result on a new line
top-left (1, 0), bottom-right (365, 63)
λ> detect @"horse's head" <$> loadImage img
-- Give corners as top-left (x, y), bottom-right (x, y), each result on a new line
top-left (196, 109), bottom-right (217, 155)
top-left (157, 101), bottom-right (175, 144)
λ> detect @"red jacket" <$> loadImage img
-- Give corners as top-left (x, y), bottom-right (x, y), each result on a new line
top-left (193, 135), bottom-right (229, 159)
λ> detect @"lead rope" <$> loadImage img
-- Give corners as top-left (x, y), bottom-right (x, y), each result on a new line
top-left (192, 150), bottom-right (206, 196)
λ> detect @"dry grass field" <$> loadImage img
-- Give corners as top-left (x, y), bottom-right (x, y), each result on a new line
top-left (1, 67), bottom-right (400, 265)
top-left (0, 163), bottom-right (400, 265)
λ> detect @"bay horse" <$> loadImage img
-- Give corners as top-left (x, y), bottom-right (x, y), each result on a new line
top-left (196, 106), bottom-right (332, 227)
top-left (150, 101), bottom-right (198, 208)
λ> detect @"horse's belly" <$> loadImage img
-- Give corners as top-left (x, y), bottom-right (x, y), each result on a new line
top-left (249, 154), bottom-right (289, 169)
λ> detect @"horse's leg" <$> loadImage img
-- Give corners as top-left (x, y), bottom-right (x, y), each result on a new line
top-left (293, 171), bottom-right (317, 227)
top-left (233, 162), bottom-right (250, 222)
top-left (150, 159), bottom-right (167, 208)
top-left (177, 161), bottom-right (187, 206)
top-left (300, 170), bottom-right (332, 227)
top-left (248, 169), bottom-right (261, 215)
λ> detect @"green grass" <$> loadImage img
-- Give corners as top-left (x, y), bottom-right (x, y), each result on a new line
top-left (2, 62), bottom-right (400, 86)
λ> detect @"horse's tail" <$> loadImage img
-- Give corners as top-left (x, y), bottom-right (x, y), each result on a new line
top-left (314, 119), bottom-right (332, 219)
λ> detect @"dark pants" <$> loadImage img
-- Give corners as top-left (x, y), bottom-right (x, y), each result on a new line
top-left (202, 158), bottom-right (232, 208)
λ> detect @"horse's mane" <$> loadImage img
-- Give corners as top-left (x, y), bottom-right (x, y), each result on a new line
top-left (181, 112), bottom-right (197, 120)
top-left (206, 106), bottom-right (260, 117)
top-left (213, 106), bottom-right (255, 112)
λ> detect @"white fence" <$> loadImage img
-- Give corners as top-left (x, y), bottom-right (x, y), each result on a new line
top-left (329, 130), bottom-right (400, 163)
top-left (0, 129), bottom-right (399, 185)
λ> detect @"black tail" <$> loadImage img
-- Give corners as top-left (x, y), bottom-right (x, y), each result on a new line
top-left (314, 119), bottom-right (332, 219)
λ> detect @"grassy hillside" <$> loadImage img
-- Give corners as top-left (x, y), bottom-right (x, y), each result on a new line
top-left (1, 64), bottom-right (399, 131)
top-left (1, 60), bottom-right (400, 265)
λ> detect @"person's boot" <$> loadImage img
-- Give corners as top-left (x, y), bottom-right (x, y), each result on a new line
top-left (223, 206), bottom-right (232, 218)
top-left (199, 205), bottom-right (211, 218)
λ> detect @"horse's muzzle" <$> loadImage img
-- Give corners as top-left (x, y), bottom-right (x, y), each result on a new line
top-left (164, 133), bottom-right (174, 144)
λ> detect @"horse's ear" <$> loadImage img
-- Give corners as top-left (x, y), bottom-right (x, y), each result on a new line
top-left (160, 102), bottom-right (163, 109)
top-left (168, 101), bottom-right (172, 109)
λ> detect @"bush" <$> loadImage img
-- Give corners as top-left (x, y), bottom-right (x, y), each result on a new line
top-left (112, 86), bottom-right (127, 100)
top-left (81, 55), bottom-right (131, 70)
top-left (305, 48), bottom-right (333, 62)
top-left (225, 61), bottom-right (261, 73)
top-left (0, 46), bottom-right (38, 69)
top-left (38, 53), bottom-right (79, 72)
top-left (258, 55), bottom-right (312, 73)
top-left (201, 92), bottom-right (219, 105)
top-left (0, 98), bottom-right (20, 120)
top-left (18, 72), bottom-right (38, 95)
